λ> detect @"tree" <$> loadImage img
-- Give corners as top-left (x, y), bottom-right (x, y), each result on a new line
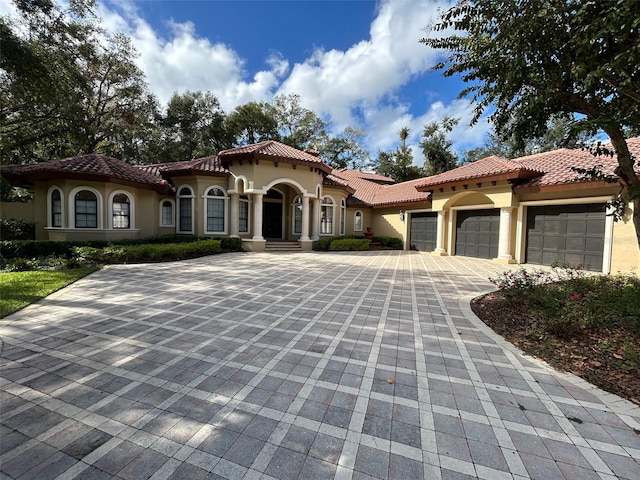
top-left (159, 91), bottom-right (230, 161)
top-left (273, 93), bottom-right (327, 150)
top-left (1, 0), bottom-right (160, 164)
top-left (317, 126), bottom-right (370, 170)
top-left (420, 116), bottom-right (459, 176)
top-left (225, 101), bottom-right (279, 146)
top-left (372, 127), bottom-right (424, 182)
top-left (461, 115), bottom-right (596, 164)
top-left (421, 0), bottom-right (640, 247)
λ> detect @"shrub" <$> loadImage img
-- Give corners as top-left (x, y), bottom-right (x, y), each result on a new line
top-left (219, 237), bottom-right (243, 251)
top-left (314, 237), bottom-right (334, 251)
top-left (0, 219), bottom-right (35, 240)
top-left (372, 236), bottom-right (403, 249)
top-left (329, 238), bottom-right (371, 251)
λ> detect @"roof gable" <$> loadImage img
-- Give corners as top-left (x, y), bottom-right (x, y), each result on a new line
top-left (219, 141), bottom-right (332, 173)
top-left (1, 154), bottom-right (174, 194)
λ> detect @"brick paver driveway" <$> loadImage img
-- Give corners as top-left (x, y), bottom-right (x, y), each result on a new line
top-left (1, 251), bottom-right (639, 480)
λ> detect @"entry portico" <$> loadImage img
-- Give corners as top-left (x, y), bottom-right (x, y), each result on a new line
top-left (218, 142), bottom-right (336, 251)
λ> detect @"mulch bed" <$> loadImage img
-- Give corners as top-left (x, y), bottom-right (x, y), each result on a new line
top-left (471, 291), bottom-right (640, 406)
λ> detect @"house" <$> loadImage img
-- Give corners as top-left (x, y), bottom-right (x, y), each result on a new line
top-left (2, 139), bottom-right (639, 273)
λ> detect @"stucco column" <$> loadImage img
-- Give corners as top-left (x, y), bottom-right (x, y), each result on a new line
top-left (497, 207), bottom-right (514, 261)
top-left (229, 193), bottom-right (239, 237)
top-left (252, 193), bottom-right (264, 240)
top-left (311, 198), bottom-right (320, 240)
top-left (301, 196), bottom-right (310, 241)
top-left (435, 210), bottom-right (447, 254)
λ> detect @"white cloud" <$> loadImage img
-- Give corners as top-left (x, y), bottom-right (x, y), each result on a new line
top-left (98, 1), bottom-right (283, 110)
top-left (277, 0), bottom-right (453, 126)
top-left (5, 0), bottom-right (491, 155)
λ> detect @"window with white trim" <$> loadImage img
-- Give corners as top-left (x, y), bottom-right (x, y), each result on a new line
top-left (340, 199), bottom-right (346, 235)
top-left (239, 195), bottom-right (249, 233)
top-left (178, 186), bottom-right (194, 233)
top-left (293, 196), bottom-right (302, 234)
top-left (51, 188), bottom-right (62, 227)
top-left (205, 186), bottom-right (226, 233)
top-left (161, 200), bottom-right (174, 226)
top-left (75, 190), bottom-right (98, 228)
top-left (320, 196), bottom-right (335, 235)
top-left (112, 193), bottom-right (131, 229)
top-left (354, 210), bottom-right (363, 231)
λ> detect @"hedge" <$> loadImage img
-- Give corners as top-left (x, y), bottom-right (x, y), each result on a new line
top-left (72, 240), bottom-right (223, 265)
top-left (372, 236), bottom-right (403, 249)
top-left (328, 238), bottom-right (371, 251)
top-left (1, 235), bottom-right (243, 260)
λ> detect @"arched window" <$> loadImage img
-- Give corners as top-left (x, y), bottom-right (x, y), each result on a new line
top-left (320, 196), bottom-right (335, 235)
top-left (160, 200), bottom-right (174, 226)
top-left (340, 199), bottom-right (346, 236)
top-left (178, 186), bottom-right (194, 233)
top-left (75, 190), bottom-right (98, 228)
top-left (354, 210), bottom-right (363, 232)
top-left (239, 195), bottom-right (249, 233)
top-left (205, 186), bottom-right (227, 233)
top-left (112, 193), bottom-right (131, 229)
top-left (50, 188), bottom-right (62, 227)
top-left (292, 196), bottom-right (303, 234)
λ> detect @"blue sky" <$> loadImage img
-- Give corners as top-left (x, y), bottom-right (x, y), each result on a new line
top-left (2, 0), bottom-right (493, 162)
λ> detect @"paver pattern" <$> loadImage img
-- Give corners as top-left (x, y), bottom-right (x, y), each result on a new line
top-left (1, 251), bottom-right (639, 480)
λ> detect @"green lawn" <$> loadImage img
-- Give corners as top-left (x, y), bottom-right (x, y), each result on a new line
top-left (0, 268), bottom-right (97, 318)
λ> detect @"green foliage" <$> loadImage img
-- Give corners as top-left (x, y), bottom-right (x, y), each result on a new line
top-left (490, 265), bottom-right (640, 338)
top-left (314, 237), bottom-right (334, 251)
top-left (0, 267), bottom-right (97, 318)
top-left (273, 93), bottom-right (327, 150)
top-left (420, 116), bottom-right (460, 176)
top-left (421, 0), bottom-right (640, 214)
top-left (225, 101), bottom-right (279, 145)
top-left (372, 127), bottom-right (424, 182)
top-left (461, 117), bottom-right (597, 164)
top-left (317, 126), bottom-right (370, 170)
top-left (156, 90), bottom-right (231, 161)
top-left (219, 236), bottom-right (243, 251)
top-left (371, 236), bottom-right (403, 249)
top-left (328, 238), bottom-right (371, 251)
top-left (0, 219), bottom-right (35, 240)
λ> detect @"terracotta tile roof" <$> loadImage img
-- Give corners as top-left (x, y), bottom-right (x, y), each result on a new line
top-left (219, 141), bottom-right (332, 173)
top-left (372, 178), bottom-right (432, 207)
top-left (416, 137), bottom-right (640, 192)
top-left (416, 156), bottom-right (543, 190)
top-left (515, 137), bottom-right (640, 190)
top-left (336, 169), bottom-right (395, 184)
top-left (324, 173), bottom-right (355, 193)
top-left (1, 154), bottom-right (174, 194)
top-left (329, 169), bottom-right (430, 208)
top-left (136, 156), bottom-right (228, 178)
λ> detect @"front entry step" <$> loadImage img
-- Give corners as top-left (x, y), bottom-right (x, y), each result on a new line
top-left (265, 241), bottom-right (303, 252)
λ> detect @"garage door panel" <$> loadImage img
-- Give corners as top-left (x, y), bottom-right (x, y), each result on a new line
top-left (410, 212), bottom-right (437, 251)
top-left (526, 204), bottom-right (605, 271)
top-left (455, 209), bottom-right (499, 259)
top-left (566, 220), bottom-right (586, 234)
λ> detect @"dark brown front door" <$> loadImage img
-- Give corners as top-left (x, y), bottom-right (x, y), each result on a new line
top-left (263, 201), bottom-right (283, 239)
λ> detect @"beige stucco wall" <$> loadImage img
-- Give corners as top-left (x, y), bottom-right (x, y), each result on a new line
top-left (371, 206), bottom-right (405, 238)
top-left (0, 202), bottom-right (36, 223)
top-left (226, 160), bottom-right (324, 197)
top-left (25, 179), bottom-right (171, 241)
top-left (610, 202), bottom-right (640, 274)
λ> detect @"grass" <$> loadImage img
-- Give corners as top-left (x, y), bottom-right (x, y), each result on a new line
top-left (0, 267), bottom-right (97, 318)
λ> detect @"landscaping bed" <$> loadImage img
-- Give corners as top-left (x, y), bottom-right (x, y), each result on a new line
top-left (471, 266), bottom-right (640, 405)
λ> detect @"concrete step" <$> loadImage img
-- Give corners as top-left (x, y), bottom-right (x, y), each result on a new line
top-left (265, 241), bottom-right (303, 252)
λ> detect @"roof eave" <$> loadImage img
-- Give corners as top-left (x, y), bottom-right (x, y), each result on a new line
top-left (416, 170), bottom-right (541, 192)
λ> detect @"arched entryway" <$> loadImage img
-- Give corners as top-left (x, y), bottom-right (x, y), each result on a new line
top-left (262, 188), bottom-right (284, 239)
